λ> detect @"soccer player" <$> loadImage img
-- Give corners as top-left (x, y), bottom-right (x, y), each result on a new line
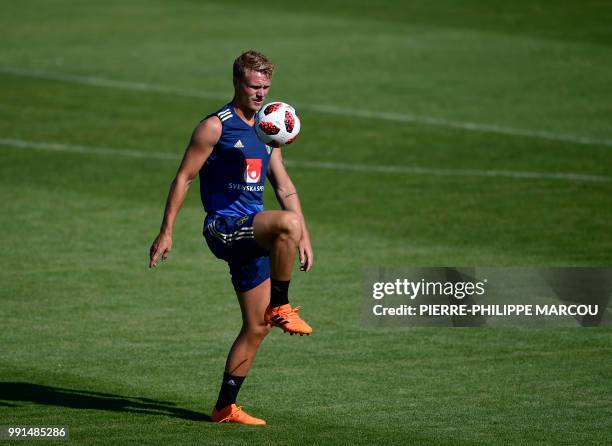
top-left (148, 50), bottom-right (313, 426)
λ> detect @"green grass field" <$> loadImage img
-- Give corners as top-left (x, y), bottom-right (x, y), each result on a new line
top-left (1, 0), bottom-right (611, 444)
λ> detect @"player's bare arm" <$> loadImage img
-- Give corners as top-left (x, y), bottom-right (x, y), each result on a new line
top-left (148, 117), bottom-right (221, 268)
top-left (267, 147), bottom-right (314, 272)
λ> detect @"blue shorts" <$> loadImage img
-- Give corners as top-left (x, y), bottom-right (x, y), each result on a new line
top-left (203, 213), bottom-right (270, 292)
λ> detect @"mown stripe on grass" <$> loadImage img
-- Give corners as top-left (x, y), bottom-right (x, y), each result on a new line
top-left (1, 137), bottom-right (610, 183)
top-left (2, 66), bottom-right (612, 148)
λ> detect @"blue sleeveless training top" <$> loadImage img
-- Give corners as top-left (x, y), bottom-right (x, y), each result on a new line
top-left (199, 103), bottom-right (272, 218)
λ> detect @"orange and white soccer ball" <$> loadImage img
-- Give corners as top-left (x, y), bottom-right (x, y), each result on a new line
top-left (255, 102), bottom-right (301, 148)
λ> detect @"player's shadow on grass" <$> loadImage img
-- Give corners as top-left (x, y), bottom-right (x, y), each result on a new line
top-left (0, 382), bottom-right (210, 421)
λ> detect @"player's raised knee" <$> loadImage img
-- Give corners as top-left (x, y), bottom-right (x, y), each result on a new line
top-left (278, 211), bottom-right (301, 243)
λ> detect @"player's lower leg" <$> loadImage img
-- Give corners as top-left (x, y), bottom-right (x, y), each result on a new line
top-left (254, 211), bottom-right (312, 335)
top-left (212, 361), bottom-right (265, 425)
top-left (215, 326), bottom-right (266, 411)
top-left (212, 281), bottom-right (270, 425)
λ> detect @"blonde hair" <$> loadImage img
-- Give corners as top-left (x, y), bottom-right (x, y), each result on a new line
top-left (233, 50), bottom-right (274, 81)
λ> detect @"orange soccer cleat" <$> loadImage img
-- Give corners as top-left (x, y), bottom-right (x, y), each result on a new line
top-left (211, 404), bottom-right (266, 426)
top-left (264, 304), bottom-right (313, 335)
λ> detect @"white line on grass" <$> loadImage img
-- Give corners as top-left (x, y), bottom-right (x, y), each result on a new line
top-left (1, 137), bottom-right (610, 183)
top-left (0, 66), bottom-right (226, 102)
top-left (2, 66), bottom-right (612, 148)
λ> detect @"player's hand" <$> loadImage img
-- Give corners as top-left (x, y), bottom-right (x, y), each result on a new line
top-left (298, 235), bottom-right (314, 272)
top-left (149, 232), bottom-right (172, 268)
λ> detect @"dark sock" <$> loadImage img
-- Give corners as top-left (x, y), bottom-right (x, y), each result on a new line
top-left (215, 373), bottom-right (245, 410)
top-left (270, 279), bottom-right (290, 308)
